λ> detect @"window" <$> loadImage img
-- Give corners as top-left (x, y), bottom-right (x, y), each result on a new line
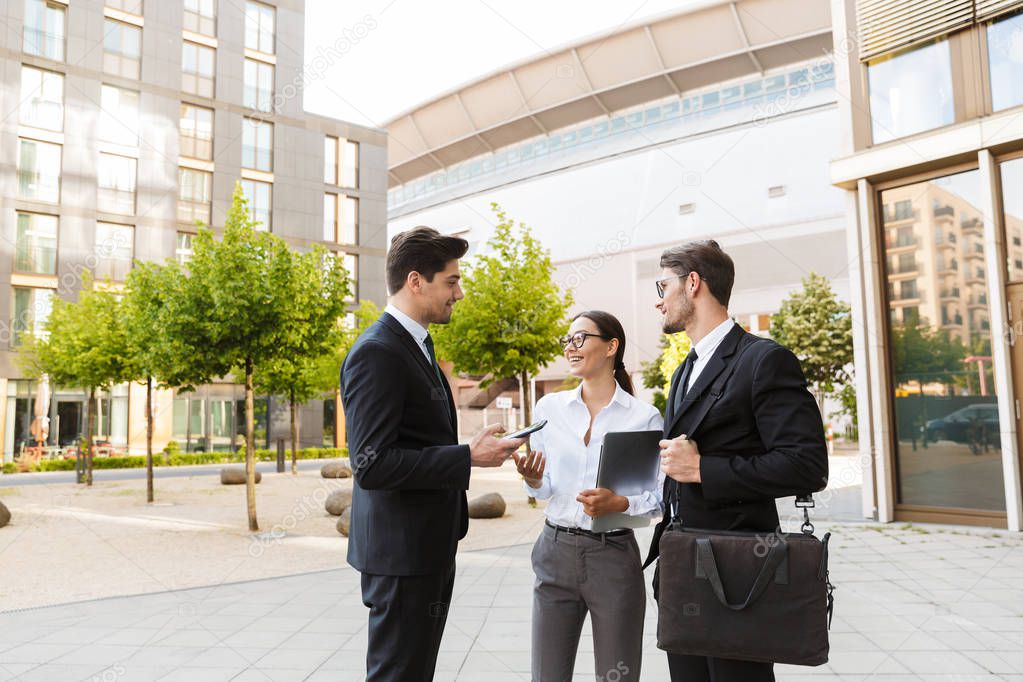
top-left (11, 287), bottom-right (54, 346)
top-left (182, 41), bottom-right (215, 98)
top-left (180, 104), bottom-right (213, 160)
top-left (97, 153), bottom-right (137, 215)
top-left (20, 66), bottom-right (63, 131)
top-left (988, 10), bottom-right (1023, 112)
top-left (242, 118), bottom-right (273, 171)
top-left (24, 0), bottom-right (65, 62)
top-left (183, 0), bottom-right (216, 36)
top-left (340, 195), bottom-right (358, 244)
top-left (868, 39), bottom-right (954, 144)
top-left (881, 168), bottom-right (1006, 512)
top-left (343, 253), bottom-right (357, 302)
top-left (15, 213), bottom-right (57, 275)
top-left (176, 232), bottom-right (195, 265)
top-left (324, 136), bottom-right (338, 184)
top-left (178, 168), bottom-right (212, 226)
top-left (94, 222), bottom-right (134, 281)
top-left (241, 179), bottom-right (271, 230)
top-left (245, 1), bottom-right (275, 54)
top-left (103, 19), bottom-right (141, 79)
top-left (17, 138), bottom-right (61, 203)
top-left (323, 193), bottom-right (337, 241)
top-left (243, 58), bottom-right (273, 112)
top-left (106, 0), bottom-right (143, 14)
top-left (100, 85), bottom-right (139, 147)
top-left (340, 139), bottom-right (359, 188)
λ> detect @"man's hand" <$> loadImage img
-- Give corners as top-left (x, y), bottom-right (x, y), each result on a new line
top-left (660, 434), bottom-right (702, 483)
top-left (512, 450), bottom-right (545, 488)
top-left (469, 424), bottom-right (525, 468)
top-left (576, 488), bottom-right (628, 518)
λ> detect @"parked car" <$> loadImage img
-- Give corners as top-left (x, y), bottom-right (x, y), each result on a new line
top-left (923, 404), bottom-right (999, 450)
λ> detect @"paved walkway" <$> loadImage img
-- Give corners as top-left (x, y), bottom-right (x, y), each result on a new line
top-left (2, 519), bottom-right (1022, 681)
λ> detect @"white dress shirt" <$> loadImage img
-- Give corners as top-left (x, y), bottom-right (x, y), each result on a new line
top-left (685, 318), bottom-right (738, 396)
top-left (524, 382), bottom-right (664, 530)
top-left (384, 304), bottom-right (432, 363)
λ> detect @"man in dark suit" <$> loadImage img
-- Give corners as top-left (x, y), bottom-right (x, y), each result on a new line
top-left (647, 240), bottom-right (829, 682)
top-left (341, 226), bottom-right (526, 681)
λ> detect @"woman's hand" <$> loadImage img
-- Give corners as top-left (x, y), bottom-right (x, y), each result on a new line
top-left (512, 450), bottom-right (546, 489)
top-left (576, 488), bottom-right (628, 518)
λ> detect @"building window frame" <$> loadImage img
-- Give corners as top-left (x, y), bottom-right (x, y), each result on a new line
top-left (182, 40), bottom-right (215, 98)
top-left (180, 103), bottom-right (214, 160)
top-left (102, 18), bottom-right (142, 79)
top-left (241, 117), bottom-right (273, 171)
top-left (14, 212), bottom-right (58, 276)
top-left (23, 0), bottom-right (66, 63)
top-left (245, 1), bottom-right (275, 55)
top-left (20, 65), bottom-right (64, 132)
top-left (183, 0), bottom-right (216, 36)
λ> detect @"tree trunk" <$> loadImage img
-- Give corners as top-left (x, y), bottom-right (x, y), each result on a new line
top-left (146, 376), bottom-right (154, 503)
top-left (521, 371), bottom-right (535, 508)
top-left (290, 388), bottom-right (298, 476)
top-left (245, 357), bottom-right (258, 531)
top-left (86, 386), bottom-right (96, 486)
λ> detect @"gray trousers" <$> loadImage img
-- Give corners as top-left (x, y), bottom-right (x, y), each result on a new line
top-left (531, 523), bottom-right (646, 681)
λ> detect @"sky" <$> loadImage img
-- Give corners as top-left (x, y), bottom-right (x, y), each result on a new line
top-left (302, 0), bottom-right (698, 129)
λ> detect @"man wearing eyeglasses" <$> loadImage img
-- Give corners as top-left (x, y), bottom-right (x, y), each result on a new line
top-left (645, 240), bottom-right (829, 681)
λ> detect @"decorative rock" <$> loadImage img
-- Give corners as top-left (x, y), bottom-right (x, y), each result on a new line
top-left (468, 492), bottom-right (506, 519)
top-left (220, 467), bottom-right (261, 485)
top-left (0, 500), bottom-right (10, 528)
top-left (325, 488), bottom-right (353, 516)
top-left (336, 507), bottom-right (351, 536)
top-left (320, 459), bottom-right (352, 479)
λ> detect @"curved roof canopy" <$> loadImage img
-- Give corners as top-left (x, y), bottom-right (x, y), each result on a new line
top-left (384, 0), bottom-right (832, 187)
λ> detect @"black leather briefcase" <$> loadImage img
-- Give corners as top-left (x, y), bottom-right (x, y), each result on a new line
top-left (656, 502), bottom-right (834, 666)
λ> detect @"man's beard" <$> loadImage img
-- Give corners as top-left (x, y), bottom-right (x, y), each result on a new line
top-left (661, 293), bottom-right (694, 334)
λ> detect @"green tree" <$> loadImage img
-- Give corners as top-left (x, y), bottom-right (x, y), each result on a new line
top-left (640, 333), bottom-right (693, 416)
top-left (770, 272), bottom-right (853, 417)
top-left (19, 275), bottom-right (132, 486)
top-left (122, 261), bottom-right (182, 502)
top-left (164, 183), bottom-right (296, 530)
top-left (431, 203), bottom-right (573, 427)
top-left (255, 249), bottom-right (353, 474)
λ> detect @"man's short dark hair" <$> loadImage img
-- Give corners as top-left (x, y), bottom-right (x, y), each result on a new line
top-left (659, 240), bottom-right (735, 307)
top-left (386, 226), bottom-right (469, 295)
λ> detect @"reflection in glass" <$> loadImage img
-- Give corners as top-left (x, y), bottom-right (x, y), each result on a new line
top-left (1004, 158), bottom-right (1023, 283)
top-left (881, 169), bottom-right (1006, 511)
top-left (868, 39), bottom-right (954, 145)
top-left (988, 11), bottom-right (1023, 112)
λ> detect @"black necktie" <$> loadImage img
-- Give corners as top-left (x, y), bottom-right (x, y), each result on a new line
top-left (674, 348), bottom-right (699, 413)
top-left (423, 334), bottom-right (445, 385)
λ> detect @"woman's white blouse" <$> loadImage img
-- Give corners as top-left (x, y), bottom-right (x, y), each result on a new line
top-left (523, 382), bottom-right (664, 530)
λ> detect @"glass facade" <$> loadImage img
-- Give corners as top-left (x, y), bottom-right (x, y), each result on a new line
top-left (988, 10), bottom-right (1023, 113)
top-left (15, 212), bottom-right (58, 275)
top-left (178, 168), bottom-right (213, 226)
top-left (241, 179), bottom-right (271, 231)
top-left (100, 85), bottom-right (140, 147)
top-left (243, 58), bottom-right (273, 112)
top-left (242, 118), bottom-right (273, 171)
top-left (340, 139), bottom-right (359, 188)
top-left (11, 287), bottom-right (53, 346)
top-left (17, 138), bottom-right (61, 203)
top-left (868, 39), bottom-right (955, 145)
top-left (20, 65), bottom-right (63, 131)
top-left (340, 195), bottom-right (358, 244)
top-left (94, 222), bottom-right (134, 281)
top-left (176, 232), bottom-right (195, 265)
top-left (1004, 157), bottom-right (1023, 284)
top-left (245, 1), bottom-right (275, 54)
top-left (324, 136), bottom-right (338, 184)
top-left (881, 169), bottom-right (1006, 512)
top-left (180, 104), bottom-right (213, 160)
top-left (183, 0), bottom-right (215, 36)
top-left (103, 19), bottom-right (141, 79)
top-left (182, 41), bottom-right (215, 98)
top-left (323, 193), bottom-right (337, 241)
top-left (97, 153), bottom-right (137, 215)
top-left (24, 0), bottom-right (65, 62)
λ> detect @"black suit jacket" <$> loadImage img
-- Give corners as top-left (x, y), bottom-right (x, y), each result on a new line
top-left (647, 324), bottom-right (828, 564)
top-left (340, 312), bottom-right (470, 576)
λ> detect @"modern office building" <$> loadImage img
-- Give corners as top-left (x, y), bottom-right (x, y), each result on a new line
top-left (385, 2), bottom-right (851, 437)
top-left (0, 0), bottom-right (388, 460)
top-left (830, 0), bottom-right (1023, 529)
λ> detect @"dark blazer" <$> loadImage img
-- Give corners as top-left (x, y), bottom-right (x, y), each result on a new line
top-left (647, 323), bottom-right (828, 564)
top-left (341, 311), bottom-right (470, 576)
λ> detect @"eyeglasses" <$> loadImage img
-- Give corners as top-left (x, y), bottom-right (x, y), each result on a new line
top-left (655, 272), bottom-right (708, 299)
top-left (559, 331), bottom-right (611, 349)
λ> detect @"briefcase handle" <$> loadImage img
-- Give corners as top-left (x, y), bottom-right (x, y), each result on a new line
top-left (695, 537), bottom-right (789, 611)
